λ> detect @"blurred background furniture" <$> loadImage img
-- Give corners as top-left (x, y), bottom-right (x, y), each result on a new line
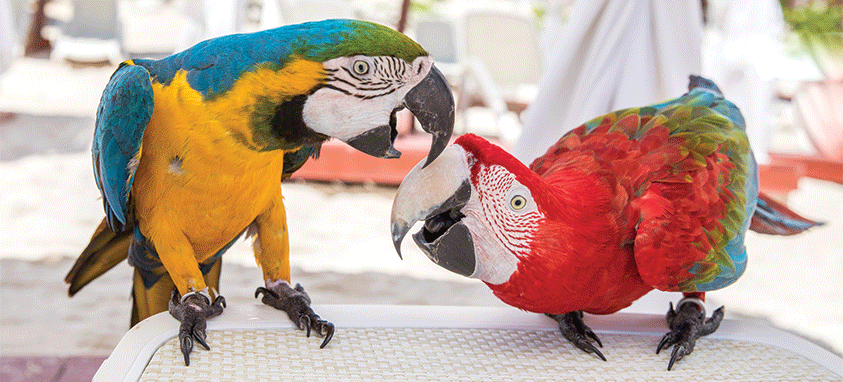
top-left (49, 0), bottom-right (122, 64)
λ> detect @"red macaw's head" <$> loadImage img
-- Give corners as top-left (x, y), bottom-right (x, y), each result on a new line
top-left (391, 134), bottom-right (557, 285)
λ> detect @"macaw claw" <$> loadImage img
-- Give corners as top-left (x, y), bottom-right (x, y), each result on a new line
top-left (256, 281), bottom-right (334, 348)
top-left (656, 301), bottom-right (724, 370)
top-left (547, 311), bottom-right (606, 362)
top-left (168, 289), bottom-right (226, 366)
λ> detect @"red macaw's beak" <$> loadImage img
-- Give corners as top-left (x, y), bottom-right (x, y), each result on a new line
top-left (345, 65), bottom-right (454, 167)
top-left (390, 144), bottom-right (475, 277)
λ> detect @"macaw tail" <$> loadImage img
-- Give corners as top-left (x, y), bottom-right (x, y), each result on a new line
top-left (65, 218), bottom-right (131, 296)
top-left (750, 192), bottom-right (824, 235)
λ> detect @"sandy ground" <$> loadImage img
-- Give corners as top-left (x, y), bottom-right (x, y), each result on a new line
top-left (0, 58), bottom-right (841, 360)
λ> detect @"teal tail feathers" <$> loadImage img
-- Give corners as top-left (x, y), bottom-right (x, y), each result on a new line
top-left (750, 192), bottom-right (824, 235)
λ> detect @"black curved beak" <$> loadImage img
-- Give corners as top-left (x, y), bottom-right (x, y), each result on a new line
top-left (403, 64), bottom-right (455, 167)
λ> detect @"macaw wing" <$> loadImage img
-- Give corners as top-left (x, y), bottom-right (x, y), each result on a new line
top-left (532, 76), bottom-right (755, 293)
top-left (630, 78), bottom-right (755, 292)
top-left (531, 77), bottom-right (743, 176)
top-left (93, 62), bottom-right (154, 231)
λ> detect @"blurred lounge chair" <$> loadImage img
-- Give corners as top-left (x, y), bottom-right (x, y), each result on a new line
top-left (455, 7), bottom-right (541, 142)
top-left (459, 7), bottom-right (541, 118)
top-left (768, 80), bottom-right (843, 186)
top-left (118, 0), bottom-right (203, 58)
top-left (275, 0), bottom-right (355, 25)
top-left (415, 7), bottom-right (540, 143)
top-left (414, 18), bottom-right (462, 86)
top-left (50, 0), bottom-right (122, 64)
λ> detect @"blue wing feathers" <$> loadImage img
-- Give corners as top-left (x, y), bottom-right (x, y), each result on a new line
top-left (93, 63), bottom-right (153, 231)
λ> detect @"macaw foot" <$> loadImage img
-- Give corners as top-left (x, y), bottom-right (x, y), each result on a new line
top-left (546, 311), bottom-right (606, 361)
top-left (168, 289), bottom-right (226, 366)
top-left (656, 298), bottom-right (724, 370)
top-left (255, 280), bottom-right (334, 348)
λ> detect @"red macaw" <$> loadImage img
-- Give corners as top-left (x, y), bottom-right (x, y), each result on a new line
top-left (391, 76), bottom-right (820, 370)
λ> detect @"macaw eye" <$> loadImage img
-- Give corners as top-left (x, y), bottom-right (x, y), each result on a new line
top-left (352, 60), bottom-right (370, 75)
top-left (510, 195), bottom-right (527, 210)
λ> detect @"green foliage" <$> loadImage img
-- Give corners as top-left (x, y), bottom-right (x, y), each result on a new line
top-left (410, 0), bottom-right (439, 14)
top-left (779, 0), bottom-right (843, 55)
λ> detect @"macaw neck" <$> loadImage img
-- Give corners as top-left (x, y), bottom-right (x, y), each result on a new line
top-left (485, 166), bottom-right (647, 315)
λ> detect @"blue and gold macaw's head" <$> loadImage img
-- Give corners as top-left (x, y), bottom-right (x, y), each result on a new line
top-left (138, 18), bottom-right (454, 166)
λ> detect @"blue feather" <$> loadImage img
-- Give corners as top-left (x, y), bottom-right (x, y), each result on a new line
top-left (93, 63), bottom-right (153, 230)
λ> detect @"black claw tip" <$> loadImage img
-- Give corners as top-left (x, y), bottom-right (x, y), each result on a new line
top-left (320, 323), bottom-right (335, 349)
top-left (586, 329), bottom-right (603, 348)
top-left (595, 349), bottom-right (606, 362)
top-left (656, 334), bottom-right (671, 354)
top-left (255, 286), bottom-right (278, 299)
top-left (582, 340), bottom-right (606, 361)
top-left (181, 336), bottom-right (193, 366)
top-left (194, 333), bottom-right (210, 351)
top-left (668, 344), bottom-right (685, 371)
top-left (300, 315), bottom-right (312, 337)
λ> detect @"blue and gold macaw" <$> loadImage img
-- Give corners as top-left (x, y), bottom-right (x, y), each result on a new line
top-left (65, 19), bottom-right (454, 365)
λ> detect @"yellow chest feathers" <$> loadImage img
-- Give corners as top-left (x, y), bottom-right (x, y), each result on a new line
top-left (131, 59), bottom-right (325, 256)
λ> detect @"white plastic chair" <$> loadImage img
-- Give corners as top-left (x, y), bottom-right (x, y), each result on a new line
top-left (94, 304), bottom-right (843, 381)
top-left (456, 7), bottom-right (542, 141)
top-left (50, 0), bottom-right (122, 64)
top-left (413, 18), bottom-right (463, 84)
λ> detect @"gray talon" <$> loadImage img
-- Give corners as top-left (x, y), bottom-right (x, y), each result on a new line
top-left (547, 312), bottom-right (606, 361)
top-left (168, 289), bottom-right (225, 366)
top-left (258, 281), bottom-right (334, 348)
top-left (657, 301), bottom-right (724, 371)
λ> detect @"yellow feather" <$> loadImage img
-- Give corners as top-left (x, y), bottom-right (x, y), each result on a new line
top-left (130, 59), bottom-right (323, 294)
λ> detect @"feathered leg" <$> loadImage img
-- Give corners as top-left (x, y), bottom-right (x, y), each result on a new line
top-left (130, 258), bottom-right (223, 326)
top-left (131, 269), bottom-right (175, 327)
top-left (131, 257), bottom-right (226, 366)
top-left (252, 191), bottom-right (334, 347)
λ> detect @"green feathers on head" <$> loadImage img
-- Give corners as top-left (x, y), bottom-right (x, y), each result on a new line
top-left (291, 19), bottom-right (428, 64)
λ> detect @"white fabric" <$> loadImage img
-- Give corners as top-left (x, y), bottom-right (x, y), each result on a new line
top-left (0, 0), bottom-right (16, 74)
top-left (514, 0), bottom-right (702, 164)
top-left (702, 0), bottom-right (789, 164)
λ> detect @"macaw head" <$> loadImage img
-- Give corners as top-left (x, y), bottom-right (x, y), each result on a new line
top-left (151, 19), bottom-right (454, 166)
top-left (292, 19), bottom-right (455, 165)
top-left (391, 134), bottom-right (555, 284)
